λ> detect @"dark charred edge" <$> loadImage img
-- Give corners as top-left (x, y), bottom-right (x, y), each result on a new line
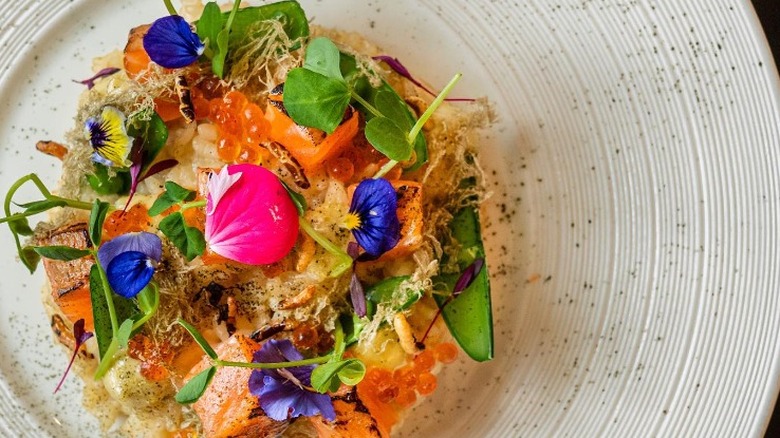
top-left (176, 75), bottom-right (196, 124)
top-left (331, 387), bottom-right (382, 436)
top-left (194, 281), bottom-right (226, 307)
top-left (250, 323), bottom-right (287, 342)
top-left (55, 280), bottom-right (87, 299)
top-left (264, 142), bottom-right (310, 189)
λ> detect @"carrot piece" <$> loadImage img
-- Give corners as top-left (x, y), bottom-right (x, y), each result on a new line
top-left (188, 335), bottom-right (284, 438)
top-left (123, 24), bottom-right (152, 80)
top-left (347, 181), bottom-right (424, 260)
top-left (265, 91), bottom-right (359, 171)
top-left (37, 224), bottom-right (94, 331)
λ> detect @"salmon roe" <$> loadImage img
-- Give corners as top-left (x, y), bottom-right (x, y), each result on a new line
top-left (102, 204), bottom-right (151, 241)
top-left (416, 372), bottom-right (438, 396)
top-left (412, 349), bottom-right (436, 373)
top-left (434, 342), bottom-right (459, 364)
top-left (209, 90), bottom-right (271, 164)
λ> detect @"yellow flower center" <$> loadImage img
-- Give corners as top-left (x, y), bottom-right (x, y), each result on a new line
top-left (343, 212), bottom-right (362, 230)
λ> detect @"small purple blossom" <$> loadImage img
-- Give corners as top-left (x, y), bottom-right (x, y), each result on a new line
top-left (98, 232), bottom-right (162, 298)
top-left (54, 318), bottom-right (93, 393)
top-left (347, 242), bottom-right (366, 317)
top-left (73, 67), bottom-right (120, 90)
top-left (143, 15), bottom-right (205, 69)
top-left (248, 339), bottom-right (335, 422)
top-left (346, 178), bottom-right (400, 259)
top-left (373, 55), bottom-right (475, 102)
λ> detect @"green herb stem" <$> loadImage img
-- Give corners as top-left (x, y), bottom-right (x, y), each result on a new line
top-left (163, 0), bottom-right (178, 16)
top-left (406, 73), bottom-right (462, 144)
top-left (180, 199), bottom-right (207, 211)
top-left (215, 356), bottom-right (330, 370)
top-left (373, 160), bottom-right (399, 179)
top-left (350, 92), bottom-right (383, 119)
top-left (297, 217), bottom-right (352, 277)
top-left (132, 289), bottom-right (160, 332)
top-left (225, 0), bottom-right (242, 31)
top-left (93, 256), bottom-right (120, 336)
top-left (94, 338), bottom-right (119, 379)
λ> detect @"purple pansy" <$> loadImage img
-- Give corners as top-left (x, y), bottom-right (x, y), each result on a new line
top-left (143, 15), bottom-right (205, 69)
top-left (248, 339), bottom-right (335, 422)
top-left (98, 232), bottom-right (162, 298)
top-left (346, 178), bottom-right (400, 259)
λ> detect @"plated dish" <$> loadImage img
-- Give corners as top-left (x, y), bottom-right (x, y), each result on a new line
top-left (2, 0), bottom-right (780, 437)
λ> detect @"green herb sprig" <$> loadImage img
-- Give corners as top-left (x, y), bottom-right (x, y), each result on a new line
top-left (148, 182), bottom-right (206, 261)
top-left (283, 37), bottom-right (462, 176)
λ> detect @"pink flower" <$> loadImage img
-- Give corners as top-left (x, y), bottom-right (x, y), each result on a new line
top-left (205, 164), bottom-right (299, 265)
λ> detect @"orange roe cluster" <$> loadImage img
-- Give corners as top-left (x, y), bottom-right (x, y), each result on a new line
top-left (127, 334), bottom-right (174, 382)
top-left (209, 90), bottom-right (271, 164)
top-left (102, 204), bottom-right (152, 241)
top-left (357, 342), bottom-right (458, 413)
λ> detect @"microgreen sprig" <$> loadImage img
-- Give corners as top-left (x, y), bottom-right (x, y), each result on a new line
top-left (283, 37), bottom-right (462, 174)
top-left (149, 182), bottom-right (206, 261)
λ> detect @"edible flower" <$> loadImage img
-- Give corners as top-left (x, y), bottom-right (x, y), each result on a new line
top-left (143, 15), bottom-right (205, 69)
top-left (205, 164), bottom-right (299, 265)
top-left (373, 55), bottom-right (474, 102)
top-left (85, 106), bottom-right (134, 168)
top-left (54, 318), bottom-right (93, 393)
top-left (97, 232), bottom-right (162, 298)
top-left (73, 67), bottom-right (120, 90)
top-left (344, 178), bottom-right (400, 258)
top-left (248, 339), bottom-right (336, 422)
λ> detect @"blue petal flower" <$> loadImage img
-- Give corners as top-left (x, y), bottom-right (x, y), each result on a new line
top-left (85, 106), bottom-right (134, 168)
top-left (106, 251), bottom-right (156, 298)
top-left (143, 15), bottom-right (205, 69)
top-left (98, 232), bottom-right (162, 298)
top-left (347, 178), bottom-right (400, 258)
top-left (248, 339), bottom-right (336, 422)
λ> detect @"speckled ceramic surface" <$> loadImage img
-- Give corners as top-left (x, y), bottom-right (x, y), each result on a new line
top-left (1, 0), bottom-right (779, 436)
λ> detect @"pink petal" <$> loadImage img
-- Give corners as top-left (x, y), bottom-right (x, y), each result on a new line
top-left (205, 164), bottom-right (299, 265)
top-left (206, 166), bottom-right (243, 216)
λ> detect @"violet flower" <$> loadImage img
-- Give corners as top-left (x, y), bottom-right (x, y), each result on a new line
top-left (248, 339), bottom-right (336, 421)
top-left (98, 232), bottom-right (162, 298)
top-left (143, 15), bottom-right (205, 69)
top-left (205, 165), bottom-right (299, 265)
top-left (54, 318), bottom-right (93, 393)
top-left (85, 106), bottom-right (134, 168)
top-left (344, 178), bottom-right (400, 258)
top-left (73, 67), bottom-right (120, 90)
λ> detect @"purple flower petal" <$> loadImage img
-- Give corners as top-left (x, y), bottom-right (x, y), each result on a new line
top-left (73, 67), bottom-right (120, 90)
top-left (98, 232), bottom-right (162, 268)
top-left (373, 55), bottom-right (475, 102)
top-left (248, 339), bottom-right (335, 422)
top-left (54, 318), bottom-right (93, 393)
top-left (348, 178), bottom-right (400, 258)
top-left (143, 15), bottom-right (205, 69)
top-left (106, 251), bottom-right (157, 298)
top-left (350, 272), bottom-right (366, 317)
top-left (453, 257), bottom-right (485, 296)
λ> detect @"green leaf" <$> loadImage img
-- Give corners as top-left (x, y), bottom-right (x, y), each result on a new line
top-left (149, 182), bottom-right (196, 216)
top-left (373, 90), bottom-right (413, 131)
top-left (283, 68), bottom-right (351, 134)
top-left (304, 37), bottom-right (343, 80)
top-left (89, 265), bottom-right (113, 360)
top-left (116, 319), bottom-right (134, 349)
top-left (159, 212), bottom-right (205, 261)
top-left (88, 200), bottom-right (110, 246)
top-left (86, 164), bottom-right (129, 196)
top-left (136, 283), bottom-right (159, 315)
top-left (212, 28), bottom-right (230, 79)
top-left (279, 180), bottom-right (306, 216)
top-left (177, 318), bottom-right (218, 360)
top-left (311, 359), bottom-right (366, 393)
top-left (435, 205), bottom-right (493, 362)
top-left (175, 366), bottom-right (217, 404)
top-left (364, 117), bottom-right (413, 162)
top-left (365, 275), bottom-right (421, 318)
top-left (196, 2), bottom-right (223, 54)
top-left (19, 246), bottom-right (41, 273)
top-left (33, 245), bottom-right (91, 261)
top-left (17, 199), bottom-right (68, 214)
top-left (339, 313), bottom-right (365, 346)
top-left (222, 1), bottom-right (309, 50)
top-left (127, 111), bottom-right (169, 171)
top-left (8, 218), bottom-right (33, 236)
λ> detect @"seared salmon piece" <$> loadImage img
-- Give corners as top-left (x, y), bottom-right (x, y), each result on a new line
top-left (37, 223), bottom-right (94, 331)
top-left (188, 335), bottom-right (285, 438)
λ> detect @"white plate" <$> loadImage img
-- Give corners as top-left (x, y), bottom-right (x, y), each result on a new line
top-left (1, 0), bottom-right (779, 436)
